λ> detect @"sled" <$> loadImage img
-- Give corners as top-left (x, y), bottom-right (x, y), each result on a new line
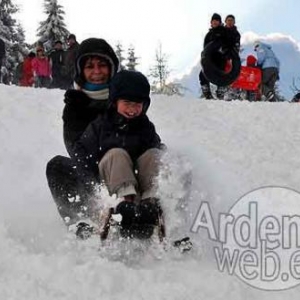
top-left (231, 66), bottom-right (261, 91)
top-left (201, 41), bottom-right (241, 86)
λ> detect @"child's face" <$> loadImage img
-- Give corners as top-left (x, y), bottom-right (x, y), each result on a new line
top-left (83, 57), bottom-right (110, 84)
top-left (225, 18), bottom-right (235, 28)
top-left (116, 99), bottom-right (143, 119)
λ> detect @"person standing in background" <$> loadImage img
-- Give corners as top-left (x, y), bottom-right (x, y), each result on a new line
top-left (49, 40), bottom-right (67, 89)
top-left (254, 41), bottom-right (280, 101)
top-left (64, 34), bottom-right (80, 88)
top-left (32, 45), bottom-right (52, 88)
top-left (19, 52), bottom-right (36, 87)
top-left (0, 38), bottom-right (6, 83)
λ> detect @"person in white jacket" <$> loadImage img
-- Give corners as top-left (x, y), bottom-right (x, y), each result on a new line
top-left (254, 41), bottom-right (280, 101)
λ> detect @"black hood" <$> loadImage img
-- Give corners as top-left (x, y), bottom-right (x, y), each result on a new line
top-left (75, 38), bottom-right (119, 87)
top-left (108, 70), bottom-right (151, 114)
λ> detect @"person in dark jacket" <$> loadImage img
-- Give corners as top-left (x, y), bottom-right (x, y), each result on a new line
top-left (71, 70), bottom-right (163, 238)
top-left (46, 38), bottom-right (119, 231)
top-left (49, 40), bottom-right (67, 89)
top-left (199, 13), bottom-right (229, 99)
top-left (224, 15), bottom-right (241, 51)
top-left (0, 38), bottom-right (6, 83)
top-left (63, 38), bottom-right (119, 154)
top-left (64, 34), bottom-right (80, 88)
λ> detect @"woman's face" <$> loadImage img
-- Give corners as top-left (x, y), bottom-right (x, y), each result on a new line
top-left (83, 57), bottom-right (110, 84)
top-left (37, 49), bottom-right (44, 56)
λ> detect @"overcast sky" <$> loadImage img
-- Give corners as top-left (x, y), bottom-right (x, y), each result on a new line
top-left (14, 0), bottom-right (300, 76)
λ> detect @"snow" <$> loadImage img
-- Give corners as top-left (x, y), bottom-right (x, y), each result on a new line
top-left (1, 84), bottom-right (300, 299)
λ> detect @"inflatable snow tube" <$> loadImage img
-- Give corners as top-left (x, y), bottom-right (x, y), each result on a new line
top-left (201, 40), bottom-right (241, 86)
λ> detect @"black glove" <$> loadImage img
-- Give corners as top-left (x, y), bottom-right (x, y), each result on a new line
top-left (64, 90), bottom-right (92, 107)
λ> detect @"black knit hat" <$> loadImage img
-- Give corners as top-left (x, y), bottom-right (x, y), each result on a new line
top-left (211, 13), bottom-right (222, 23)
top-left (75, 38), bottom-right (119, 87)
top-left (68, 34), bottom-right (76, 41)
top-left (109, 70), bottom-right (151, 113)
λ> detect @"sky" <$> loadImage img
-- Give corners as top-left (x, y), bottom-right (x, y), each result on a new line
top-left (14, 0), bottom-right (300, 76)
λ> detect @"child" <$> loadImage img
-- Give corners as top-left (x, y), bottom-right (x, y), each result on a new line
top-left (72, 70), bottom-right (163, 238)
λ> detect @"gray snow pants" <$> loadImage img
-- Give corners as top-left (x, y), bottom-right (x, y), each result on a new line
top-left (99, 148), bottom-right (162, 200)
top-left (262, 67), bottom-right (279, 100)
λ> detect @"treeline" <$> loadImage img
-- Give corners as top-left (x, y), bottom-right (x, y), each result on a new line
top-left (0, 0), bottom-right (182, 95)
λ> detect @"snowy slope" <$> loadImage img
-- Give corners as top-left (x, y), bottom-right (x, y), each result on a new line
top-left (176, 32), bottom-right (300, 100)
top-left (1, 84), bottom-right (300, 299)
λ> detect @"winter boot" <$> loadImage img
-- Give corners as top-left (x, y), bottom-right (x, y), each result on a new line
top-left (75, 222), bottom-right (94, 240)
top-left (266, 91), bottom-right (276, 102)
top-left (134, 198), bottom-right (161, 239)
top-left (114, 195), bottom-right (140, 238)
top-left (201, 84), bottom-right (214, 100)
top-left (138, 198), bottom-right (160, 226)
top-left (216, 86), bottom-right (226, 100)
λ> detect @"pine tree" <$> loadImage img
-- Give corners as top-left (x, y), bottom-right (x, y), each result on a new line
top-left (115, 42), bottom-right (126, 70)
top-left (0, 0), bottom-right (27, 82)
top-left (149, 42), bottom-right (170, 93)
top-left (37, 0), bottom-right (70, 51)
top-left (126, 45), bottom-right (138, 71)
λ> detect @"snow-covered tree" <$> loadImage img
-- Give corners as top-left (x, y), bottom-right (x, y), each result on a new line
top-left (149, 42), bottom-right (170, 93)
top-left (0, 0), bottom-right (28, 82)
top-left (0, 0), bottom-right (18, 41)
top-left (126, 45), bottom-right (138, 71)
top-left (115, 42), bottom-right (126, 70)
top-left (37, 0), bottom-right (69, 51)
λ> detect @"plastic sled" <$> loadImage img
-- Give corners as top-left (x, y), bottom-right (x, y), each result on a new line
top-left (231, 66), bottom-right (261, 91)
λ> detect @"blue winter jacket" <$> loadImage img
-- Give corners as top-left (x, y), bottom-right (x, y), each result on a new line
top-left (255, 42), bottom-right (280, 70)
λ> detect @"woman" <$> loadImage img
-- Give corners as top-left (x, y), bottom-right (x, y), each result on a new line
top-left (46, 38), bottom-right (119, 234)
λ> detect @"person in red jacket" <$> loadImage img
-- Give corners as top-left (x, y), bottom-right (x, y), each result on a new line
top-left (32, 46), bottom-right (52, 88)
top-left (19, 52), bottom-right (36, 87)
top-left (246, 54), bottom-right (257, 67)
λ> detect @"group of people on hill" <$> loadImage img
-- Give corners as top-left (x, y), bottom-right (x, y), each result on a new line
top-left (199, 13), bottom-right (282, 102)
top-left (199, 13), bottom-right (241, 100)
top-left (24, 34), bottom-right (79, 89)
top-left (0, 34), bottom-right (80, 89)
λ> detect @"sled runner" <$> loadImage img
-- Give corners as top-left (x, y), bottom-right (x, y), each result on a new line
top-left (75, 203), bottom-right (193, 252)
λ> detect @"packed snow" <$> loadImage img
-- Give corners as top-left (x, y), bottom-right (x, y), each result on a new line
top-left (1, 84), bottom-right (300, 299)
